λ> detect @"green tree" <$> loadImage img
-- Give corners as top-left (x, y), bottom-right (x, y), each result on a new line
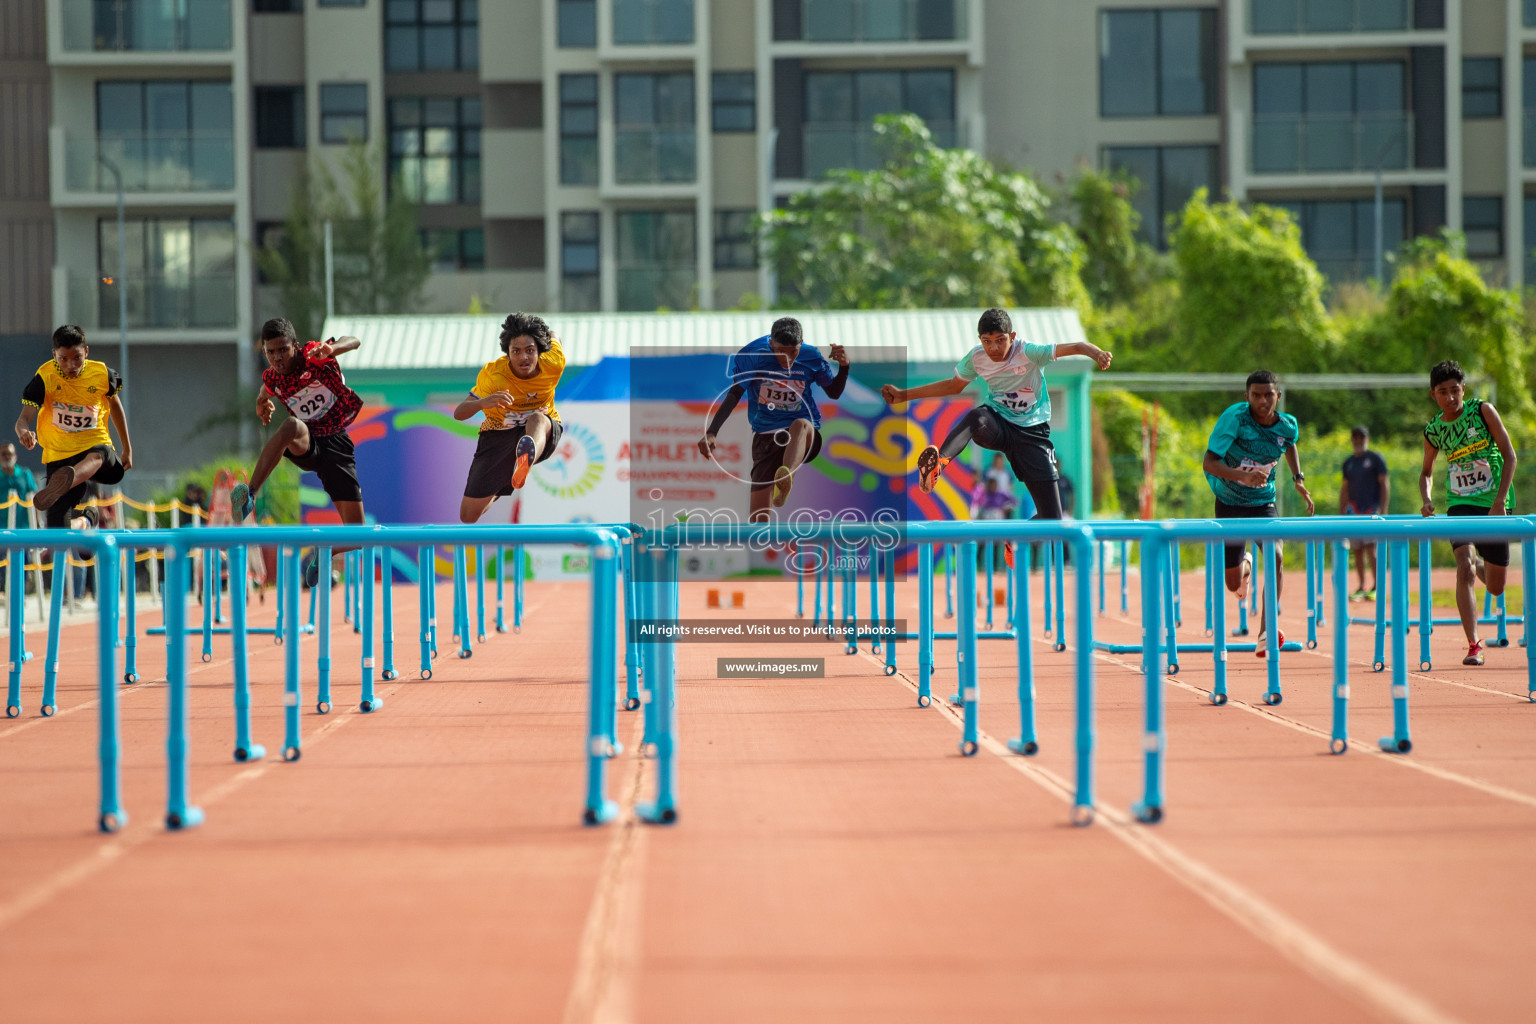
top-left (1169, 190), bottom-right (1337, 375)
top-left (761, 114), bottom-right (1087, 310)
top-left (1065, 166), bottom-right (1159, 308)
top-left (255, 140), bottom-right (433, 340)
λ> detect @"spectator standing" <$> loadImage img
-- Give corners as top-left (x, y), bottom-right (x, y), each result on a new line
top-left (1340, 425), bottom-right (1390, 600)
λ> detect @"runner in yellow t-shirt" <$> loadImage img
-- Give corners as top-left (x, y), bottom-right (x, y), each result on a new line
top-left (453, 312), bottom-right (565, 523)
top-left (13, 325), bottom-right (134, 528)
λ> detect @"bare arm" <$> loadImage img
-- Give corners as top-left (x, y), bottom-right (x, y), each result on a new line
top-left (1338, 476), bottom-right (1350, 514)
top-left (1418, 438), bottom-right (1437, 516)
top-left (454, 390), bottom-right (514, 421)
top-left (1284, 446), bottom-right (1313, 515)
top-left (1481, 402), bottom-right (1518, 515)
top-left (1203, 450), bottom-right (1269, 489)
top-left (256, 385), bottom-right (278, 427)
top-left (316, 335), bottom-right (361, 359)
top-left (1377, 470), bottom-right (1390, 514)
top-left (106, 393), bottom-right (132, 470)
top-left (1055, 341), bottom-right (1113, 371)
top-left (882, 376), bottom-right (969, 405)
top-left (14, 405), bottom-right (38, 450)
top-left (698, 384), bottom-right (745, 455)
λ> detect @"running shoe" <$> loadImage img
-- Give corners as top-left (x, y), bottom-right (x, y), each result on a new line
top-left (916, 445), bottom-right (946, 494)
top-left (1364, 588), bottom-right (1376, 601)
top-left (1349, 588), bottom-right (1367, 602)
top-left (1463, 639), bottom-right (1485, 666)
top-left (31, 465), bottom-right (76, 512)
top-left (230, 482), bottom-right (255, 521)
top-left (510, 434), bottom-right (537, 490)
top-left (1003, 542), bottom-right (1015, 569)
top-left (302, 549), bottom-right (322, 589)
top-left (1255, 628), bottom-right (1285, 658)
top-left (771, 464), bottom-right (793, 507)
top-left (69, 505), bottom-right (99, 529)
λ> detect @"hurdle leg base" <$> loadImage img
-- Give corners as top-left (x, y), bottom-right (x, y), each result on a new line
top-left (1378, 736), bottom-right (1412, 754)
top-left (234, 744), bottom-right (267, 763)
top-left (99, 810), bottom-right (127, 833)
top-left (165, 806), bottom-right (205, 830)
top-left (583, 799), bottom-right (620, 825)
top-left (360, 697), bottom-right (384, 713)
top-left (1131, 802), bottom-right (1163, 824)
top-left (1006, 738), bottom-right (1038, 756)
top-left (635, 799), bottom-right (677, 825)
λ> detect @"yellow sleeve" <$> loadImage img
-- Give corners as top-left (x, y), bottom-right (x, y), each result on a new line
top-left (542, 339), bottom-right (566, 381)
top-left (472, 361), bottom-right (499, 398)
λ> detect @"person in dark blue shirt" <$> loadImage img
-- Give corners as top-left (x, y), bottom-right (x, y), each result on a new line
top-left (1340, 425), bottom-right (1390, 600)
top-left (698, 317), bottom-right (848, 522)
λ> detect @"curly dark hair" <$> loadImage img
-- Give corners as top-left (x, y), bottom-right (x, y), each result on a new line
top-left (499, 312), bottom-right (552, 355)
top-left (977, 308), bottom-right (1012, 336)
top-left (260, 317), bottom-right (297, 342)
top-left (769, 317), bottom-right (803, 347)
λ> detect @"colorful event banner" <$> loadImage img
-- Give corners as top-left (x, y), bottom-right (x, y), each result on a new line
top-left (301, 398), bottom-right (980, 580)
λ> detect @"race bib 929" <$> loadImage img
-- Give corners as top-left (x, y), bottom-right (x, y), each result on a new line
top-left (287, 382), bottom-right (336, 422)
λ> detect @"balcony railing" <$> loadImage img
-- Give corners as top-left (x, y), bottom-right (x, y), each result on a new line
top-left (801, 0), bottom-right (963, 42)
top-left (612, 0), bottom-right (693, 44)
top-left (803, 119), bottom-right (956, 177)
top-left (63, 131), bottom-right (235, 193)
top-left (614, 127), bottom-right (695, 184)
top-left (60, 0), bottom-right (232, 53)
top-left (1250, 0), bottom-right (1410, 34)
top-left (1250, 113), bottom-right (1412, 174)
top-left (71, 271), bottom-right (237, 330)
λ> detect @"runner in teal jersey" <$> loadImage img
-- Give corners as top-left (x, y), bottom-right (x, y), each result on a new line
top-left (1418, 359), bottom-right (1518, 665)
top-left (1203, 370), bottom-right (1315, 656)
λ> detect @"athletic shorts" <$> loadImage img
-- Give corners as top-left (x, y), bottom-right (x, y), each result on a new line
top-left (464, 420), bottom-right (563, 500)
top-left (1214, 498), bottom-right (1277, 570)
top-left (1447, 503), bottom-right (1511, 568)
top-left (43, 445), bottom-right (124, 529)
top-left (1343, 503), bottom-right (1381, 547)
top-left (750, 427), bottom-right (823, 491)
top-left (978, 417), bottom-right (1059, 484)
top-left (284, 430), bottom-right (362, 505)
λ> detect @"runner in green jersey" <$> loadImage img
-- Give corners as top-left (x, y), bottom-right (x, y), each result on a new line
top-left (1418, 359), bottom-right (1518, 666)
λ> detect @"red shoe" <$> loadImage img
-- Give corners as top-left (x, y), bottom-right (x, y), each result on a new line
top-left (1464, 640), bottom-right (1485, 666)
top-left (916, 445), bottom-right (948, 494)
top-left (1003, 542), bottom-right (1015, 569)
top-left (510, 434), bottom-right (536, 489)
top-left (1256, 628), bottom-right (1285, 658)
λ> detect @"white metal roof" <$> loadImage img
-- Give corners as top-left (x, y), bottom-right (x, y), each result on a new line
top-left (320, 308), bottom-right (1088, 371)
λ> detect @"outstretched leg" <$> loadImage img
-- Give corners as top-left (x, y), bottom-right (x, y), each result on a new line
top-left (233, 418), bottom-right (310, 520)
top-left (33, 450), bottom-right (106, 512)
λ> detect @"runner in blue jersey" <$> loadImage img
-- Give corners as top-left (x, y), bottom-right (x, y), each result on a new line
top-left (881, 308), bottom-right (1111, 521)
top-left (698, 317), bottom-right (849, 522)
top-left (1203, 369), bottom-right (1315, 656)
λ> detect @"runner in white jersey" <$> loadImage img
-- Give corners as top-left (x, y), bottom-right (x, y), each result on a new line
top-left (881, 308), bottom-right (1112, 522)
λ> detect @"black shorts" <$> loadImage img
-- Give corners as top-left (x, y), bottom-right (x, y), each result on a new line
top-left (1214, 498), bottom-right (1278, 570)
top-left (750, 426), bottom-right (824, 491)
top-left (464, 420), bottom-right (563, 499)
top-left (1447, 503), bottom-right (1511, 568)
top-left (979, 417), bottom-right (1059, 484)
top-left (284, 430), bottom-right (362, 505)
top-left (44, 445), bottom-right (124, 528)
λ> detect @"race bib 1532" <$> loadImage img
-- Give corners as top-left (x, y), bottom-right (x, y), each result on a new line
top-left (51, 402), bottom-right (98, 433)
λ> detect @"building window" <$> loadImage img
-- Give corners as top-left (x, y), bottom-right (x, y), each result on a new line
top-left (803, 69), bottom-right (954, 176)
top-left (802, 0), bottom-right (959, 41)
top-left (712, 72), bottom-right (755, 132)
top-left (96, 216), bottom-right (237, 328)
top-left (254, 86), bottom-right (305, 148)
top-left (95, 80), bottom-right (234, 190)
top-left (561, 212), bottom-right (600, 311)
top-left (560, 74), bottom-right (599, 186)
top-left (1272, 197), bottom-right (1406, 282)
top-left (1462, 58), bottom-right (1502, 119)
top-left (320, 83), bottom-right (368, 143)
top-left (1099, 8), bottom-right (1217, 118)
top-left (1526, 0), bottom-right (1536, 28)
top-left (713, 210), bottom-right (757, 270)
top-left (1103, 145), bottom-right (1217, 249)
top-left (319, 0), bottom-right (366, 6)
top-left (388, 96), bottom-right (481, 204)
top-left (1462, 197), bottom-right (1503, 259)
top-left (1250, 0), bottom-right (1411, 33)
top-left (615, 72), bottom-right (695, 183)
top-left (1525, 198), bottom-right (1536, 283)
top-left (254, 0), bottom-right (302, 11)
top-left (1252, 61), bottom-right (1407, 173)
top-left (255, 221), bottom-right (284, 284)
top-left (386, 0), bottom-right (478, 72)
top-left (424, 227), bottom-right (485, 271)
top-left (613, 0), bottom-right (693, 45)
top-left (558, 0), bottom-right (596, 46)
top-left (617, 210), bottom-right (696, 310)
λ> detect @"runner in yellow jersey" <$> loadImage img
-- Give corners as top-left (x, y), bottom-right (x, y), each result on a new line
top-left (13, 325), bottom-right (133, 527)
top-left (453, 312), bottom-right (565, 523)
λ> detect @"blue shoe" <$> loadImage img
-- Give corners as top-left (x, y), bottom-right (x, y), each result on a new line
top-left (230, 483), bottom-right (255, 521)
top-left (302, 550), bottom-right (321, 589)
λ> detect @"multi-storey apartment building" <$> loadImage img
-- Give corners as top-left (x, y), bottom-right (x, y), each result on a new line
top-left (19, 0), bottom-right (1536, 463)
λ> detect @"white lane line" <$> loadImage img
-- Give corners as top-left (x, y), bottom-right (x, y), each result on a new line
top-left (0, 689), bottom-right (387, 934)
top-left (563, 714), bottom-right (649, 1024)
top-left (0, 657), bottom-right (233, 741)
top-left (867, 651), bottom-right (1462, 1024)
